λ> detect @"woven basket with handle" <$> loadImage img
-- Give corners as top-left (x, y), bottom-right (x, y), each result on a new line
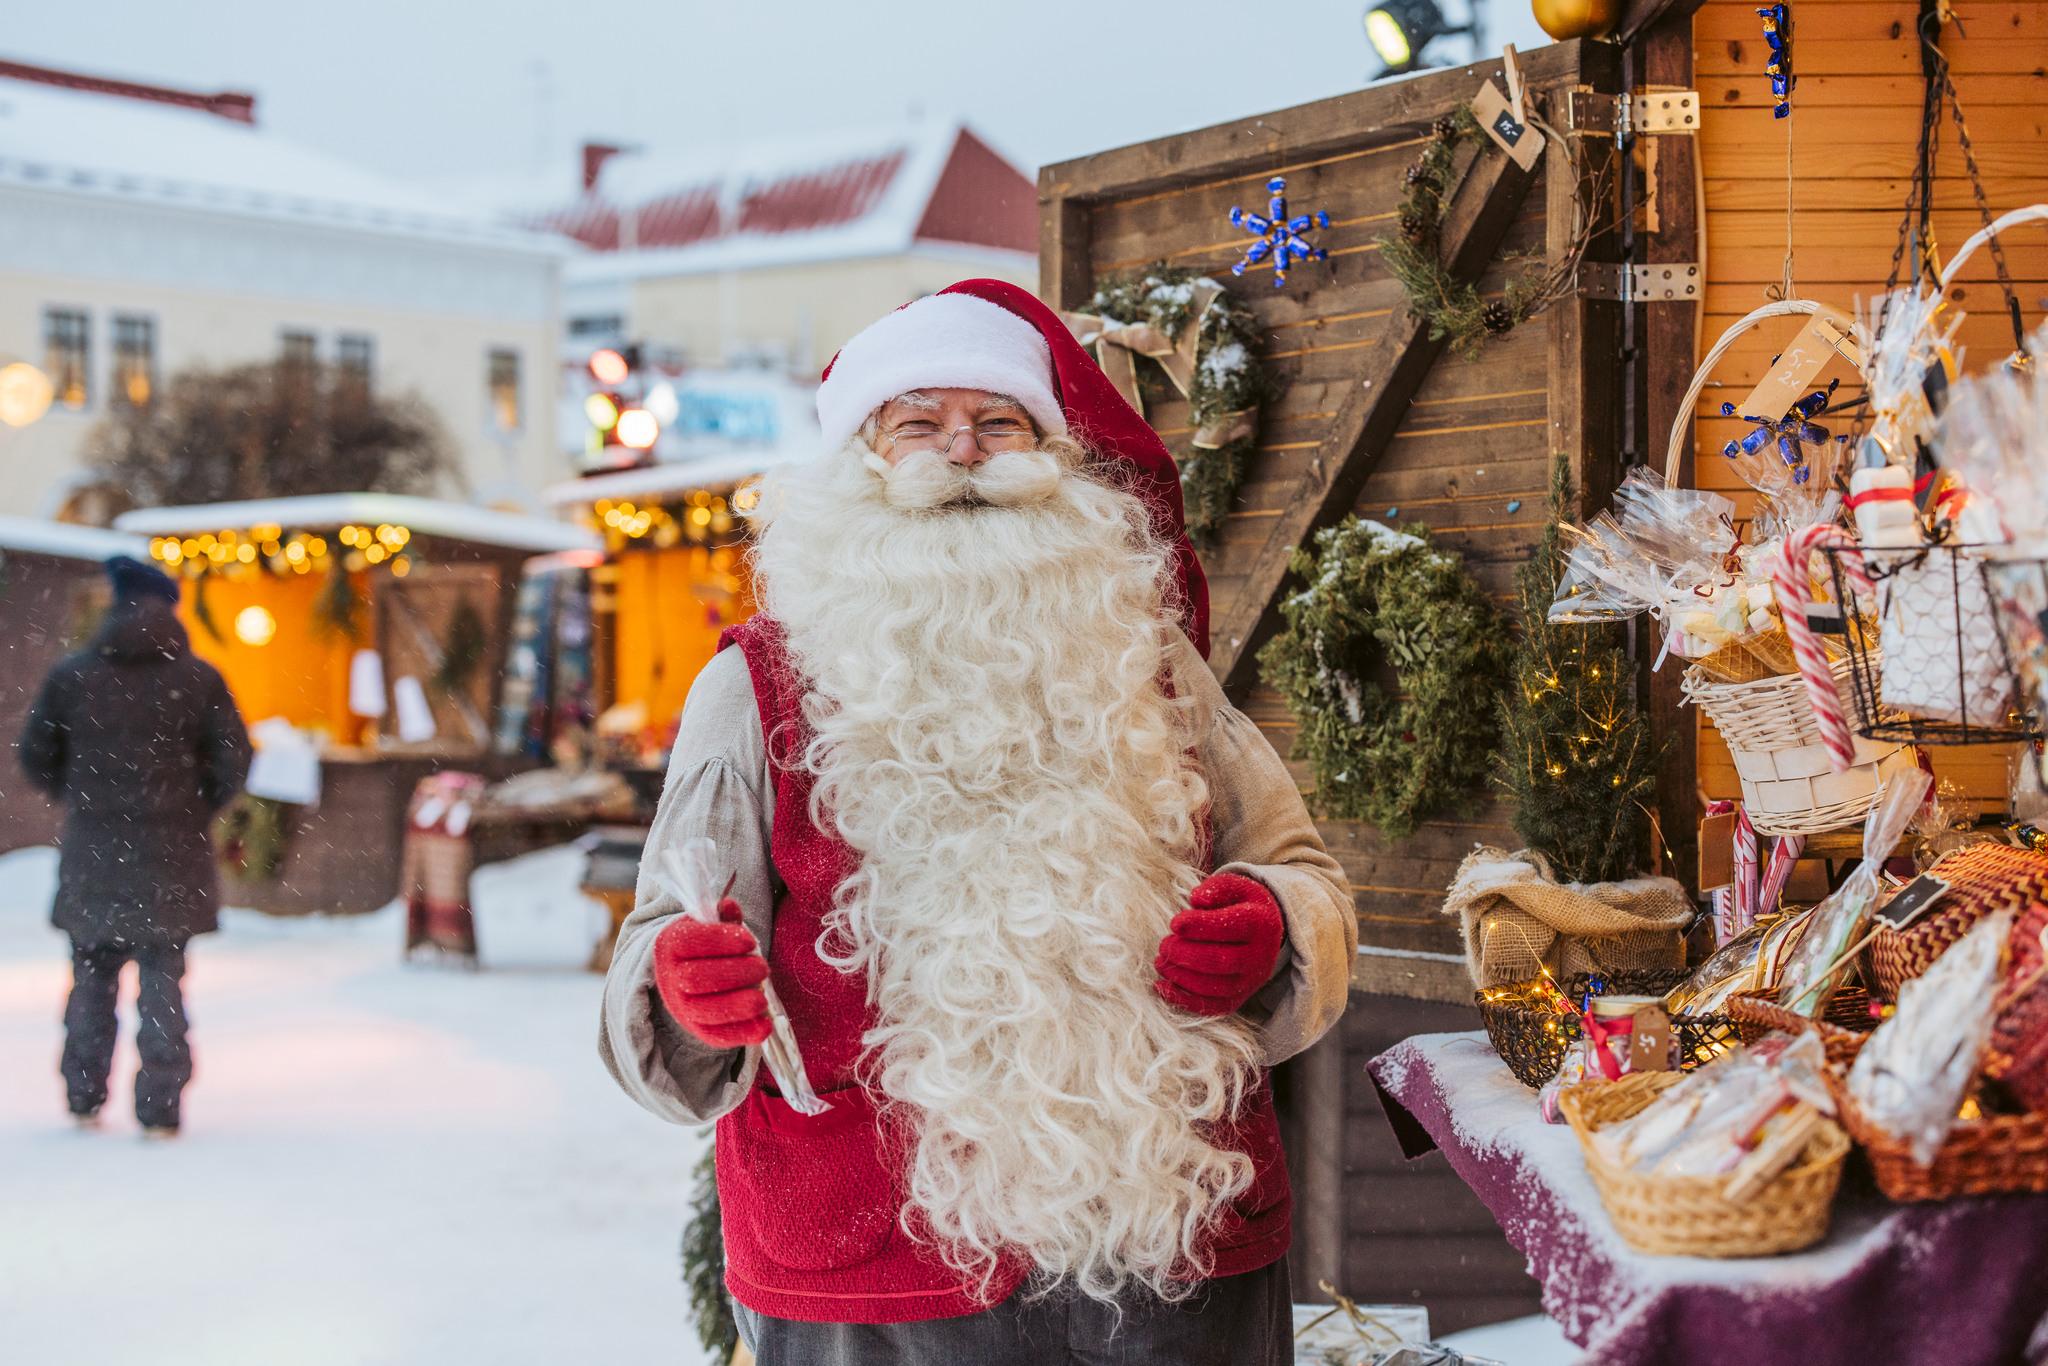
top-left (1726, 988), bottom-right (1877, 1069)
top-left (1665, 299), bottom-right (1916, 837)
top-left (1561, 1071), bottom-right (1849, 1256)
top-left (1866, 841), bottom-right (2048, 997)
top-left (1825, 1069), bottom-right (2048, 1201)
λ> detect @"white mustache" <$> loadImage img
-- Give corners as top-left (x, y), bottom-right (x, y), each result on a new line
top-left (866, 446), bottom-right (1065, 510)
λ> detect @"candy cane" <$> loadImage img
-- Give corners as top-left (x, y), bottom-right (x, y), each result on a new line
top-left (1773, 524), bottom-right (1874, 773)
top-left (1731, 806), bottom-right (1760, 939)
top-left (1759, 833), bottom-right (1805, 917)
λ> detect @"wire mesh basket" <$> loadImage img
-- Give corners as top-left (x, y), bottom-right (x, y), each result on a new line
top-left (1821, 542), bottom-right (2044, 746)
top-left (1477, 969), bottom-right (1740, 1088)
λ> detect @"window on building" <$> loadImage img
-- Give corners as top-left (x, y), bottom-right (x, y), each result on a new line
top-left (280, 330), bottom-right (318, 368)
top-left (337, 334), bottom-right (374, 394)
top-left (111, 315), bottom-right (157, 408)
top-left (568, 314), bottom-right (624, 339)
top-left (44, 308), bottom-right (90, 410)
top-left (488, 348), bottom-right (522, 432)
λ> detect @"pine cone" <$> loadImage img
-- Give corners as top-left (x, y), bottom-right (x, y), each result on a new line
top-left (1481, 301), bottom-right (1515, 334)
top-left (1404, 160), bottom-right (1431, 187)
top-left (1399, 210), bottom-right (1430, 243)
top-left (1432, 113), bottom-right (1460, 140)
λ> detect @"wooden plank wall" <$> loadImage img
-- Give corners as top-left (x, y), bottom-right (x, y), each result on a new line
top-left (1069, 76), bottom-right (1597, 962)
top-left (1691, 0), bottom-right (2048, 813)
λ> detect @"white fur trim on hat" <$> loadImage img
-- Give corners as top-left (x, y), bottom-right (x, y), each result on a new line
top-left (816, 292), bottom-right (1067, 450)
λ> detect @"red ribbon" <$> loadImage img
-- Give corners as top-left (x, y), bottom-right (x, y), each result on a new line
top-left (1580, 1010), bottom-right (1636, 1082)
top-left (1844, 484), bottom-right (1913, 509)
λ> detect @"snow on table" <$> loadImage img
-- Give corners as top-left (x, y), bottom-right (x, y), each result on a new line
top-left (1368, 1032), bottom-right (2048, 1366)
top-left (0, 848), bottom-right (714, 1366)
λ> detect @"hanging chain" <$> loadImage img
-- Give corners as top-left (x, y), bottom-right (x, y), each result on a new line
top-left (1942, 67), bottom-right (2028, 356)
top-left (1872, 0), bottom-right (1947, 359)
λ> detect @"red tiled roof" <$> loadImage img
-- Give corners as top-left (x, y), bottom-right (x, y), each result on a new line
top-left (528, 128), bottom-right (1032, 261)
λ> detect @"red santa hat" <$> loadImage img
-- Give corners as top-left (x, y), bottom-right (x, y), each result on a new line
top-left (816, 278), bottom-right (1209, 657)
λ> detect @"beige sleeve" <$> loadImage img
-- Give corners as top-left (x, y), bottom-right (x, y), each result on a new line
top-left (1171, 634), bottom-right (1358, 1065)
top-left (597, 646), bottom-right (778, 1127)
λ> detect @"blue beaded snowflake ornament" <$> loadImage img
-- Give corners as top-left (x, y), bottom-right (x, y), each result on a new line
top-left (1229, 177), bottom-right (1330, 288)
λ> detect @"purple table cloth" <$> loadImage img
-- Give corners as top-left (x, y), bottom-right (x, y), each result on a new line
top-left (1368, 1032), bottom-right (2048, 1366)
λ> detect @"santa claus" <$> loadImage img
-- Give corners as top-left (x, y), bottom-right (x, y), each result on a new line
top-left (601, 280), bottom-right (1355, 1364)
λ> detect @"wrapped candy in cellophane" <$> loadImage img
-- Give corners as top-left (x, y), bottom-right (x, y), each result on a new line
top-left (1847, 910), bottom-right (2015, 1166)
top-left (1588, 1031), bottom-right (1835, 1202)
top-left (1773, 769), bottom-right (1933, 1018)
top-left (660, 836), bottom-right (830, 1115)
top-left (1662, 910), bottom-right (1813, 1017)
top-left (1549, 467), bottom-right (1849, 684)
top-left (1934, 316), bottom-right (2048, 733)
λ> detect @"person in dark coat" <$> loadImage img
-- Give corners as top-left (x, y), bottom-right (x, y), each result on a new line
top-left (17, 555), bottom-right (250, 1136)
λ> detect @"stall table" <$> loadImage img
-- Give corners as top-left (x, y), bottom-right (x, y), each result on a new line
top-left (1367, 1032), bottom-right (2048, 1366)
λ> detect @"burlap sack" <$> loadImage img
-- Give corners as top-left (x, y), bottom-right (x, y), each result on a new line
top-left (1443, 847), bottom-right (1694, 989)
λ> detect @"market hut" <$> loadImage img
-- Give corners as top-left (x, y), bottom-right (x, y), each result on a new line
top-left (0, 516), bottom-right (148, 851)
top-left (543, 452), bottom-right (794, 773)
top-left (112, 493), bottom-right (600, 913)
top-left (1043, 4), bottom-right (2048, 1347)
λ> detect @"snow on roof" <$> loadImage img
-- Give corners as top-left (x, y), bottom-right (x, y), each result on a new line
top-left (525, 121), bottom-right (1029, 283)
top-left (0, 516), bottom-right (148, 562)
top-left (114, 494), bottom-right (599, 555)
top-left (542, 448), bottom-right (808, 508)
top-left (0, 75), bottom-right (561, 255)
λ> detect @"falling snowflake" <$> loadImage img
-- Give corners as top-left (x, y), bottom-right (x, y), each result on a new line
top-left (1228, 177), bottom-right (1330, 288)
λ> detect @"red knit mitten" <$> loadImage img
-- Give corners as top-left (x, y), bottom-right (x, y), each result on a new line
top-left (652, 898), bottom-right (772, 1049)
top-left (1153, 872), bottom-right (1287, 1017)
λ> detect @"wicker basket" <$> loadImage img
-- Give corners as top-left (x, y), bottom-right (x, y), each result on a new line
top-left (1866, 841), bottom-right (2048, 997)
top-left (1683, 657), bottom-right (1920, 837)
top-left (1726, 988), bottom-right (1878, 1069)
top-left (1826, 1070), bottom-right (2048, 1201)
top-left (1561, 1071), bottom-right (1850, 1256)
top-left (1477, 970), bottom-right (1739, 1088)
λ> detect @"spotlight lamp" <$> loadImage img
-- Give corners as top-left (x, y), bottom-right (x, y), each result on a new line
top-left (1364, 0), bottom-right (1477, 78)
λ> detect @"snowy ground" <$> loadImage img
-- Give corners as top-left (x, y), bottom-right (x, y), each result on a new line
top-left (0, 845), bottom-right (715, 1366)
top-left (0, 841), bottom-right (1575, 1366)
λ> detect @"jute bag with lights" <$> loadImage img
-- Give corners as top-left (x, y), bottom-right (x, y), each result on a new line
top-left (1443, 847), bottom-right (1693, 990)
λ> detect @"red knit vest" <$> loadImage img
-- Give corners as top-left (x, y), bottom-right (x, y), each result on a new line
top-left (712, 618), bottom-right (1293, 1324)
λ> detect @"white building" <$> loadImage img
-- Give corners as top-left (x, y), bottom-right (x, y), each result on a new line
top-left (0, 60), bottom-right (566, 520)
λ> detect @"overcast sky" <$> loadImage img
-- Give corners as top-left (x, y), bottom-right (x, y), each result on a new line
top-left (6, 0), bottom-right (1543, 190)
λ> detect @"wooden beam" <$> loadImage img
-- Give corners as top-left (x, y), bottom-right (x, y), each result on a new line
top-left (1209, 136), bottom-right (1544, 696)
top-left (1039, 43), bottom-right (1592, 207)
top-left (1038, 194), bottom-right (1093, 311)
top-left (1638, 10), bottom-right (1703, 889)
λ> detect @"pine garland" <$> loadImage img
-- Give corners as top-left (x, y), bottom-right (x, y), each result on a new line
top-left (433, 597), bottom-right (488, 696)
top-left (217, 795), bottom-right (291, 882)
top-left (312, 561), bottom-right (363, 640)
top-left (1258, 518), bottom-right (1508, 838)
top-left (1379, 106), bottom-right (1602, 360)
top-left (1086, 265), bottom-right (1268, 544)
top-left (680, 1145), bottom-right (736, 1359)
top-left (1493, 458), bottom-right (1665, 883)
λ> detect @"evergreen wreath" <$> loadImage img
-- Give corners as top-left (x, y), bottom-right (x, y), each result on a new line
top-left (217, 794), bottom-right (291, 882)
top-left (1258, 518), bottom-right (1508, 838)
top-left (1379, 105), bottom-right (1607, 360)
top-left (1086, 266), bottom-right (1269, 544)
top-left (1493, 458), bottom-right (1665, 883)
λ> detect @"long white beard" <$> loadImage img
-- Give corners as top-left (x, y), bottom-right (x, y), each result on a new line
top-left (747, 440), bottom-right (1261, 1304)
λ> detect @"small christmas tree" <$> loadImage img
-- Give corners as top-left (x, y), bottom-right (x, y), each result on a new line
top-left (680, 1146), bottom-right (735, 1358)
top-left (1494, 459), bottom-right (1664, 884)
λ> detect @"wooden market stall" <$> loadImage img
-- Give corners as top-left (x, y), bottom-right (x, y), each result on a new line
top-left (1039, 0), bottom-right (2048, 1336)
top-left (543, 453), bottom-right (787, 776)
top-left (0, 517), bottom-right (147, 851)
top-left (112, 493), bottom-right (601, 915)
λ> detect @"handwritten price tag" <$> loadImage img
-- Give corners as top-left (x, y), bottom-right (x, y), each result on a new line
top-left (1737, 315), bottom-right (1862, 423)
top-left (1472, 81), bottom-right (1544, 171)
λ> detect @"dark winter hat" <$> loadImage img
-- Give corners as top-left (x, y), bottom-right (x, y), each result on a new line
top-left (106, 554), bottom-right (182, 606)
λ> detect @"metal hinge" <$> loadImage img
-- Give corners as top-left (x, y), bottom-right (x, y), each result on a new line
top-left (1568, 89), bottom-right (1700, 144)
top-left (1578, 262), bottom-right (1702, 303)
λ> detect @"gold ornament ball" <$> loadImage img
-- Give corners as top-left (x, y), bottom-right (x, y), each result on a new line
top-left (1532, 0), bottom-right (1619, 40)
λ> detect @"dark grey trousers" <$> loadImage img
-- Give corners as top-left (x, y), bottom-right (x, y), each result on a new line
top-left (61, 938), bottom-right (192, 1129)
top-left (733, 1259), bottom-right (1291, 1366)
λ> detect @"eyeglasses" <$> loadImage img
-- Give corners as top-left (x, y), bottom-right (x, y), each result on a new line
top-left (879, 417), bottom-right (1037, 459)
